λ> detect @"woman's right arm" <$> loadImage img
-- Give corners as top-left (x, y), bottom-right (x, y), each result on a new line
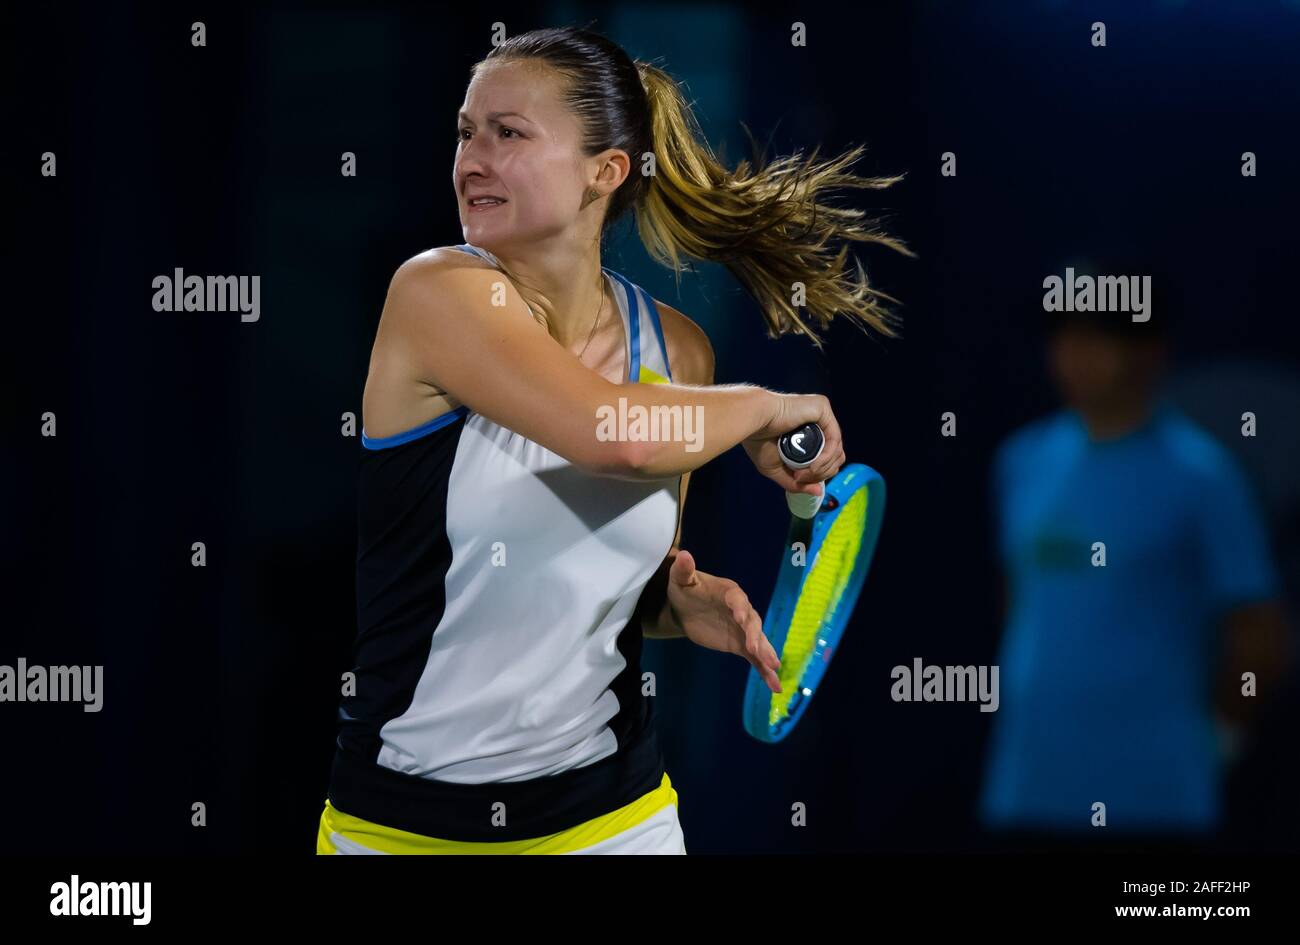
top-left (382, 251), bottom-right (842, 487)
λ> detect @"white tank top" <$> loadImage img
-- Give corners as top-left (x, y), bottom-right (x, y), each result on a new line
top-left (328, 243), bottom-right (680, 840)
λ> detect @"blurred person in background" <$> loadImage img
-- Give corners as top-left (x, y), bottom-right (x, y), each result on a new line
top-left (978, 261), bottom-right (1291, 853)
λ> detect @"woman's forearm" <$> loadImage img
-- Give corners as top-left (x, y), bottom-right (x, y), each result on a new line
top-left (594, 381), bottom-right (775, 479)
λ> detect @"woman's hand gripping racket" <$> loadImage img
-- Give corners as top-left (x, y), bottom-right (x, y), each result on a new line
top-left (743, 422), bottom-right (887, 743)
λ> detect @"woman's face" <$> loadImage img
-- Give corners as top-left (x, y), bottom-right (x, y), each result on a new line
top-left (454, 61), bottom-right (592, 248)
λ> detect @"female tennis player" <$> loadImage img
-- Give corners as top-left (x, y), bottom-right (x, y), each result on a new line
top-left (317, 25), bottom-right (907, 854)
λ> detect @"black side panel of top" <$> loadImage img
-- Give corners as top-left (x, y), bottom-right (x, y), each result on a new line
top-left (337, 417), bottom-right (465, 761)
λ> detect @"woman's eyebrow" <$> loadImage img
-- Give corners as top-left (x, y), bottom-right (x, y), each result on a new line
top-left (457, 110), bottom-right (532, 124)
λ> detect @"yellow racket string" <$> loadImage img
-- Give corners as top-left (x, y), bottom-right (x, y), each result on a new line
top-left (769, 487), bottom-right (869, 725)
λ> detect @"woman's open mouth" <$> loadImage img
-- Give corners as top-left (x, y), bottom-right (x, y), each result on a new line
top-left (467, 197), bottom-right (507, 213)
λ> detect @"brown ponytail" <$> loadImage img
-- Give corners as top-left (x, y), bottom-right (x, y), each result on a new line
top-left (481, 27), bottom-right (913, 348)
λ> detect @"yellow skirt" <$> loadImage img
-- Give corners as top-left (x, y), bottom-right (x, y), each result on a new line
top-left (317, 771), bottom-right (684, 854)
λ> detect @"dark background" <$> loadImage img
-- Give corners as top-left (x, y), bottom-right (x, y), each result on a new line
top-left (7, 0), bottom-right (1299, 854)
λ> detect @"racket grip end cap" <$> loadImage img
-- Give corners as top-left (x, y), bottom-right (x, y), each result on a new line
top-left (778, 422), bottom-right (824, 469)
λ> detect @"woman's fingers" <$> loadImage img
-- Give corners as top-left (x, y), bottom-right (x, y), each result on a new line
top-left (792, 447), bottom-right (844, 485)
top-left (717, 581), bottom-right (782, 693)
top-left (736, 605), bottom-right (781, 692)
top-left (775, 421), bottom-right (844, 486)
top-left (761, 633), bottom-right (781, 672)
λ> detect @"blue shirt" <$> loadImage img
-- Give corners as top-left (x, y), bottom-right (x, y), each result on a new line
top-left (979, 398), bottom-right (1279, 833)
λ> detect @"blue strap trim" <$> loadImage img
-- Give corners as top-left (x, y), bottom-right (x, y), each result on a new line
top-left (604, 269), bottom-right (641, 382)
top-left (628, 285), bottom-right (641, 383)
top-left (453, 243), bottom-right (486, 259)
top-left (362, 405), bottom-right (468, 450)
top-left (636, 284), bottom-right (673, 382)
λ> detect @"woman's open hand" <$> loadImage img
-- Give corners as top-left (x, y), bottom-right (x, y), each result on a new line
top-left (666, 550), bottom-right (782, 693)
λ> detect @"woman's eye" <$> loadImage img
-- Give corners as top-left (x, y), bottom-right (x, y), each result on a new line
top-left (456, 127), bottom-right (518, 142)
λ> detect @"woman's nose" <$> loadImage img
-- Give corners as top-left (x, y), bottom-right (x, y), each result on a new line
top-left (457, 155), bottom-right (495, 191)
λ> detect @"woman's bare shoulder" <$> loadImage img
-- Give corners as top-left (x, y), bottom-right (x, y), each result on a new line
top-left (380, 246), bottom-right (506, 330)
top-left (392, 245), bottom-right (495, 282)
top-left (652, 299), bottom-right (715, 386)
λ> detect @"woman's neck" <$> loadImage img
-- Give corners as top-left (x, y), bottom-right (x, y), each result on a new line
top-left (486, 241), bottom-right (609, 352)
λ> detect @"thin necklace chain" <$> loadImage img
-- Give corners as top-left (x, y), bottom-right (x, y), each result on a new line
top-left (576, 274), bottom-right (606, 361)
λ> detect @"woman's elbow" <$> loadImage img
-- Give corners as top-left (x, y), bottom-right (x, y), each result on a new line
top-left (572, 438), bottom-right (660, 479)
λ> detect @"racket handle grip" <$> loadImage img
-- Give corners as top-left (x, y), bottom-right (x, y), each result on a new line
top-left (780, 422), bottom-right (826, 519)
top-left (786, 487), bottom-right (825, 520)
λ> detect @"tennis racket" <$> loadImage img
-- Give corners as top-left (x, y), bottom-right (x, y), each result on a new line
top-left (742, 422), bottom-right (886, 743)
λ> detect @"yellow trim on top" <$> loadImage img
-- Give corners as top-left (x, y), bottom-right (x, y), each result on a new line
top-left (638, 365), bottom-right (670, 385)
top-left (316, 771), bottom-right (679, 854)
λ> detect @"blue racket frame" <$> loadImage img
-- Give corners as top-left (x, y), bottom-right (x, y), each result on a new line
top-left (743, 463), bottom-right (886, 743)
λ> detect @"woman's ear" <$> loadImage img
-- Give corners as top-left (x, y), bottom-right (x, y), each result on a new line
top-left (591, 147), bottom-right (632, 195)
